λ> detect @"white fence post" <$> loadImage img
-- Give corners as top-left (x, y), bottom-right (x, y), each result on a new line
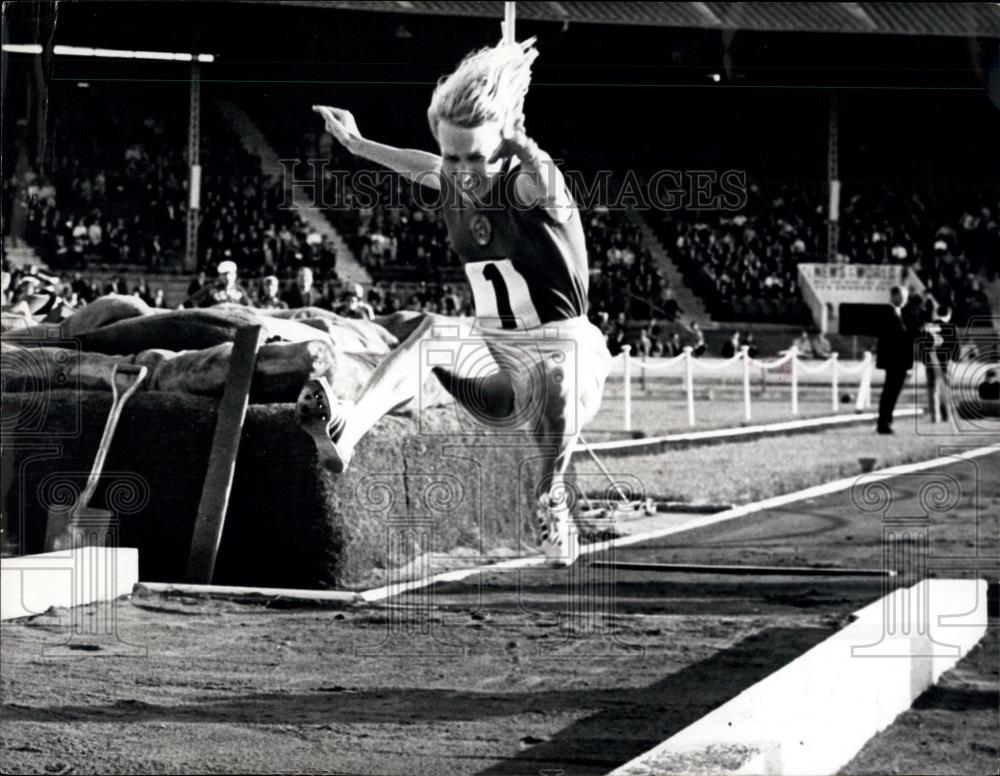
top-left (741, 345), bottom-right (752, 423)
top-left (622, 345), bottom-right (632, 432)
top-left (684, 346), bottom-right (695, 427)
top-left (790, 345), bottom-right (799, 416)
top-left (831, 352), bottom-right (839, 413)
top-left (855, 351), bottom-right (873, 412)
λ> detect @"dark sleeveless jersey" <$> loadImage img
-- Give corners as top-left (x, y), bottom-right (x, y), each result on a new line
top-left (438, 161), bottom-right (589, 328)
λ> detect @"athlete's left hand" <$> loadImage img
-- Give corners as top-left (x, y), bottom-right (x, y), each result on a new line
top-left (489, 115), bottom-right (535, 165)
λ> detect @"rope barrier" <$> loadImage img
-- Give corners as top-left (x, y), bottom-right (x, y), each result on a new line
top-left (689, 351), bottom-right (746, 372)
top-left (631, 351), bottom-right (688, 372)
top-left (616, 345), bottom-right (874, 431)
top-left (795, 357), bottom-right (836, 375)
top-left (748, 351), bottom-right (796, 371)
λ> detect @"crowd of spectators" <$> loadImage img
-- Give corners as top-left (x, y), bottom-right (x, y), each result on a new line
top-left (839, 184), bottom-right (997, 324)
top-left (6, 88), bottom-right (996, 345)
top-left (2, 86), bottom-right (336, 287)
top-left (347, 177), bottom-right (457, 280)
top-left (1, 256), bottom-right (475, 323)
top-left (657, 181), bottom-right (822, 323)
top-left (654, 179), bottom-right (997, 326)
top-left (584, 207), bottom-right (674, 322)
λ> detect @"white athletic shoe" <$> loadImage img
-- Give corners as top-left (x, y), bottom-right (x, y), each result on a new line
top-left (296, 377), bottom-right (354, 473)
top-left (535, 494), bottom-right (580, 567)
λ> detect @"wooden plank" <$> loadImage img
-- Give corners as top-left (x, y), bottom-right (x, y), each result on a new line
top-left (590, 560), bottom-right (897, 577)
top-left (138, 581), bottom-right (362, 605)
top-left (184, 325), bottom-right (261, 583)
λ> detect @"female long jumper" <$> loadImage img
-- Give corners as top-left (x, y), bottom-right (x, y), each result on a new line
top-left (301, 38), bottom-right (612, 566)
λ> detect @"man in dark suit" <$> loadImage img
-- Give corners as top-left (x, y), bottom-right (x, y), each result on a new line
top-left (283, 267), bottom-right (324, 309)
top-left (876, 285), bottom-right (918, 434)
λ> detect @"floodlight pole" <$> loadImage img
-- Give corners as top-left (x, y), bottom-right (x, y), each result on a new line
top-left (184, 61), bottom-right (202, 272)
top-left (827, 91), bottom-right (839, 263)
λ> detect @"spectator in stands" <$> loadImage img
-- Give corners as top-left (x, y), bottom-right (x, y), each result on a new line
top-left (336, 282), bottom-right (375, 320)
top-left (440, 285), bottom-right (461, 316)
top-left (721, 331), bottom-right (741, 359)
top-left (659, 287), bottom-right (680, 322)
top-left (257, 275), bottom-right (288, 310)
top-left (366, 286), bottom-right (385, 315)
top-left (637, 326), bottom-right (653, 359)
top-left (189, 260), bottom-right (251, 307)
top-left (71, 272), bottom-right (94, 304)
top-left (605, 313), bottom-right (628, 357)
top-left (378, 283), bottom-right (402, 315)
top-left (875, 285), bottom-right (917, 435)
top-left (792, 329), bottom-right (814, 358)
top-left (743, 332), bottom-right (759, 359)
top-left (810, 329), bottom-right (832, 359)
top-left (187, 271), bottom-right (207, 299)
top-left (105, 275), bottom-right (128, 296)
top-left (647, 324), bottom-right (665, 357)
top-left (922, 304), bottom-right (954, 422)
top-left (594, 310), bottom-right (610, 339)
top-left (666, 332), bottom-right (683, 357)
top-left (284, 267), bottom-right (323, 309)
top-left (690, 321), bottom-right (707, 357)
top-left (134, 277), bottom-right (153, 306)
top-left (151, 288), bottom-right (168, 309)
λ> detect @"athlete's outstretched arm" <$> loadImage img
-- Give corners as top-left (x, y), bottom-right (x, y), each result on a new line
top-left (313, 105), bottom-right (441, 189)
top-left (491, 116), bottom-right (575, 222)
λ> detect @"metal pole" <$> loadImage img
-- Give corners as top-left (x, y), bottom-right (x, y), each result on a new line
top-left (855, 351), bottom-right (873, 412)
top-left (503, 2), bottom-right (516, 43)
top-left (184, 61), bottom-right (201, 272)
top-left (741, 345), bottom-right (751, 422)
top-left (827, 91), bottom-right (839, 263)
top-left (831, 352), bottom-right (839, 413)
top-left (791, 345), bottom-right (800, 416)
top-left (622, 345), bottom-right (632, 433)
top-left (684, 346), bottom-right (695, 427)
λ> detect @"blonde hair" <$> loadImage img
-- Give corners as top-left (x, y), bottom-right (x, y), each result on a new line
top-left (427, 37), bottom-right (539, 138)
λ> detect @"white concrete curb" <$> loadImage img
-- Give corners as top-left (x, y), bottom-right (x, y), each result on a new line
top-left (1, 547), bottom-right (139, 621)
top-left (575, 407), bottom-right (922, 455)
top-left (607, 578), bottom-right (989, 776)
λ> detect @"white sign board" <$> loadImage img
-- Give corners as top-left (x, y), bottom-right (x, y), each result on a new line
top-left (798, 263), bottom-right (908, 333)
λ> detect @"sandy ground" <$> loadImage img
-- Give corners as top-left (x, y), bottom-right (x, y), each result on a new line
top-left (2, 454), bottom-right (997, 775)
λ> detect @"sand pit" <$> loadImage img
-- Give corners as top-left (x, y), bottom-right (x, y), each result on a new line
top-left (2, 391), bottom-right (553, 589)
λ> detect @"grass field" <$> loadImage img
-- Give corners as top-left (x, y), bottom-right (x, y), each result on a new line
top-left (573, 413), bottom-right (999, 505)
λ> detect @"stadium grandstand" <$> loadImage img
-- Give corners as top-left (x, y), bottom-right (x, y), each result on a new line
top-left (2, 4), bottom-right (1000, 775)
top-left (4, 1), bottom-right (997, 353)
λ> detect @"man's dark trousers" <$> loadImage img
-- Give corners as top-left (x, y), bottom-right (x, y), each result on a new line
top-left (878, 367), bottom-right (908, 431)
top-left (875, 305), bottom-right (916, 433)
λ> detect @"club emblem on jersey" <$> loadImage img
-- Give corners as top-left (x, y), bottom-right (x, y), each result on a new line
top-left (469, 213), bottom-right (493, 246)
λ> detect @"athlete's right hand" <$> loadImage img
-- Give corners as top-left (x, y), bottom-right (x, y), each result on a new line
top-left (312, 105), bottom-right (363, 151)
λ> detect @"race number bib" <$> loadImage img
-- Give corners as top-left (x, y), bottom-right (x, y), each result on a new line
top-left (464, 259), bottom-right (541, 330)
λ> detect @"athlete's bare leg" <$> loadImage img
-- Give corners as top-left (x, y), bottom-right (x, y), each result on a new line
top-left (296, 314), bottom-right (594, 565)
top-left (297, 314), bottom-right (517, 472)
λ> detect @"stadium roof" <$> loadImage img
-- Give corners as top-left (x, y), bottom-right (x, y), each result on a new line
top-left (256, 2), bottom-right (1000, 39)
